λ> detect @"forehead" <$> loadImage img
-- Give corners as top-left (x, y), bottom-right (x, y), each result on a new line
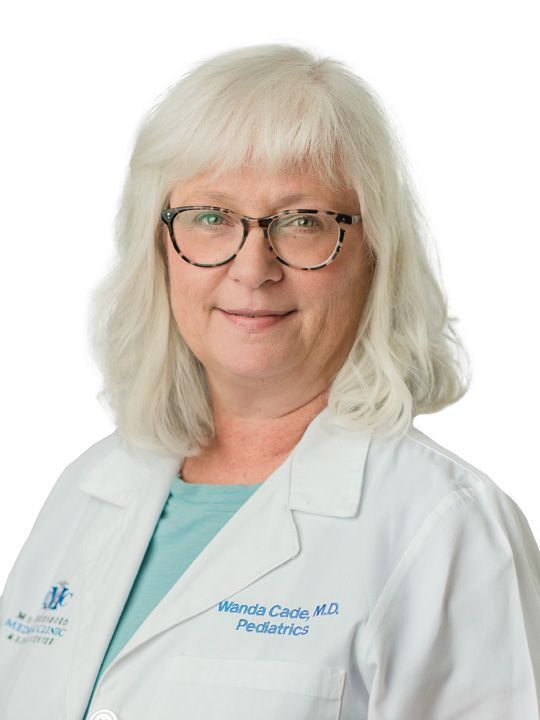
top-left (169, 164), bottom-right (358, 210)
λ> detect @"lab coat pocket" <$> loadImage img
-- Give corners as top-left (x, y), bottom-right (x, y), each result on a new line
top-left (155, 654), bottom-right (346, 720)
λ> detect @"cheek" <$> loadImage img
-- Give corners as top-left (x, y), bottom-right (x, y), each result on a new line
top-left (170, 277), bottom-right (203, 326)
top-left (168, 283), bottom-right (211, 365)
top-left (166, 261), bottom-right (224, 349)
top-left (166, 258), bottom-right (203, 334)
top-left (295, 283), bottom-right (346, 354)
top-left (315, 267), bottom-right (369, 341)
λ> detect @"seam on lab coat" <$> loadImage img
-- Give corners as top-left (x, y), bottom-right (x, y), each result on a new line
top-left (406, 429), bottom-right (490, 488)
top-left (509, 500), bottom-right (540, 599)
top-left (409, 428), bottom-right (540, 600)
top-left (357, 486), bottom-right (479, 657)
top-left (507, 500), bottom-right (540, 716)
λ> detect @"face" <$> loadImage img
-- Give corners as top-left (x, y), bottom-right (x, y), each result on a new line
top-left (163, 164), bottom-right (374, 397)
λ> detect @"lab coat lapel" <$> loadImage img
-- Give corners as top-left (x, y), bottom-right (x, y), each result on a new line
top-left (101, 448), bottom-right (300, 675)
top-left (99, 407), bottom-right (372, 677)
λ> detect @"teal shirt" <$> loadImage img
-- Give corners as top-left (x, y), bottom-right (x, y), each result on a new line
top-left (83, 474), bottom-right (263, 719)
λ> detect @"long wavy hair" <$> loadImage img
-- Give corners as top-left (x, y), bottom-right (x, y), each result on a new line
top-left (87, 43), bottom-right (471, 457)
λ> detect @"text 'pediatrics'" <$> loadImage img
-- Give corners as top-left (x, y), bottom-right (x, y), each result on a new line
top-left (216, 599), bottom-right (340, 636)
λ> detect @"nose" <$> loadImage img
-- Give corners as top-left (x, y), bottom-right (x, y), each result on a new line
top-left (226, 221), bottom-right (283, 287)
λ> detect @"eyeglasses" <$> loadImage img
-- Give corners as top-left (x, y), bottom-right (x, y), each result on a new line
top-left (160, 205), bottom-right (363, 270)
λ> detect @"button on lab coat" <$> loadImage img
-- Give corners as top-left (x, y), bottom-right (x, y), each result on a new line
top-left (1, 406), bottom-right (539, 719)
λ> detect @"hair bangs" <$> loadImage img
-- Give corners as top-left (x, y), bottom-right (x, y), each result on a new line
top-left (165, 68), bottom-right (350, 193)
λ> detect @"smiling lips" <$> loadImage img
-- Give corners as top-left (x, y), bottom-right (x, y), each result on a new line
top-left (220, 308), bottom-right (293, 317)
top-left (218, 308), bottom-right (295, 330)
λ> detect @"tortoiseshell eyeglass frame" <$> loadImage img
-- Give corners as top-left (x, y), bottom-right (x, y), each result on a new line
top-left (160, 205), bottom-right (363, 270)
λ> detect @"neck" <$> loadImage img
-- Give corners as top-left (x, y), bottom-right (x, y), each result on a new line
top-left (181, 387), bottom-right (329, 484)
top-left (213, 386), bottom-right (328, 459)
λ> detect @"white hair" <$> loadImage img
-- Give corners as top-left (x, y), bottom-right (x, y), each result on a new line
top-left (87, 43), bottom-right (471, 457)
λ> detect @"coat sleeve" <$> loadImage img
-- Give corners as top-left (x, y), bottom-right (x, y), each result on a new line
top-left (356, 486), bottom-right (540, 720)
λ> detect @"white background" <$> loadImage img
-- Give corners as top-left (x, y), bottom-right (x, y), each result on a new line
top-left (1, 0), bottom-right (538, 588)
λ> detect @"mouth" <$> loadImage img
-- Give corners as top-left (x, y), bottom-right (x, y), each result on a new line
top-left (217, 308), bottom-right (296, 330)
top-left (219, 309), bottom-right (294, 317)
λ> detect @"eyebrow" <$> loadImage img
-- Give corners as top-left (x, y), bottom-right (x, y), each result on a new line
top-left (192, 191), bottom-right (324, 209)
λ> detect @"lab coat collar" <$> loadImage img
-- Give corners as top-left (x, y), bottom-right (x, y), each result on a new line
top-left (78, 404), bottom-right (373, 518)
top-left (289, 404), bottom-right (373, 516)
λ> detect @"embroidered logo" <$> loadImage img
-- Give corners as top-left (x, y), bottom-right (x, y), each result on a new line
top-left (2, 580), bottom-right (74, 647)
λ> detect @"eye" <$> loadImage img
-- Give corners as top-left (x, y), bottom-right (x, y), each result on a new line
top-left (294, 215), bottom-right (314, 227)
top-left (281, 214), bottom-right (323, 229)
top-left (194, 211), bottom-right (226, 226)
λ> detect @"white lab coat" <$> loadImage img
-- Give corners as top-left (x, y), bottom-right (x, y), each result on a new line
top-left (1, 406), bottom-right (539, 720)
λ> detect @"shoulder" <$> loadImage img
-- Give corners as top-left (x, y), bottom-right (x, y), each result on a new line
top-left (59, 429), bottom-right (123, 483)
top-left (396, 424), bottom-right (538, 566)
top-left (7, 431), bottom-right (122, 562)
top-left (363, 422), bottom-right (519, 522)
top-left (358, 423), bottom-right (536, 609)
top-left (22, 431), bottom-right (118, 520)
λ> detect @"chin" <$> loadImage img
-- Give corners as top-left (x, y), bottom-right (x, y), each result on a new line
top-left (218, 357), bottom-right (295, 381)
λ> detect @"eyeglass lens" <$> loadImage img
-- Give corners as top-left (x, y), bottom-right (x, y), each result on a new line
top-left (172, 209), bottom-right (340, 267)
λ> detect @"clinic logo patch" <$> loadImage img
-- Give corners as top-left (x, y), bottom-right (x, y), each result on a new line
top-left (2, 580), bottom-right (74, 647)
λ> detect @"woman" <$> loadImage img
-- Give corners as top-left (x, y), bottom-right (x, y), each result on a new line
top-left (1, 43), bottom-right (539, 720)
